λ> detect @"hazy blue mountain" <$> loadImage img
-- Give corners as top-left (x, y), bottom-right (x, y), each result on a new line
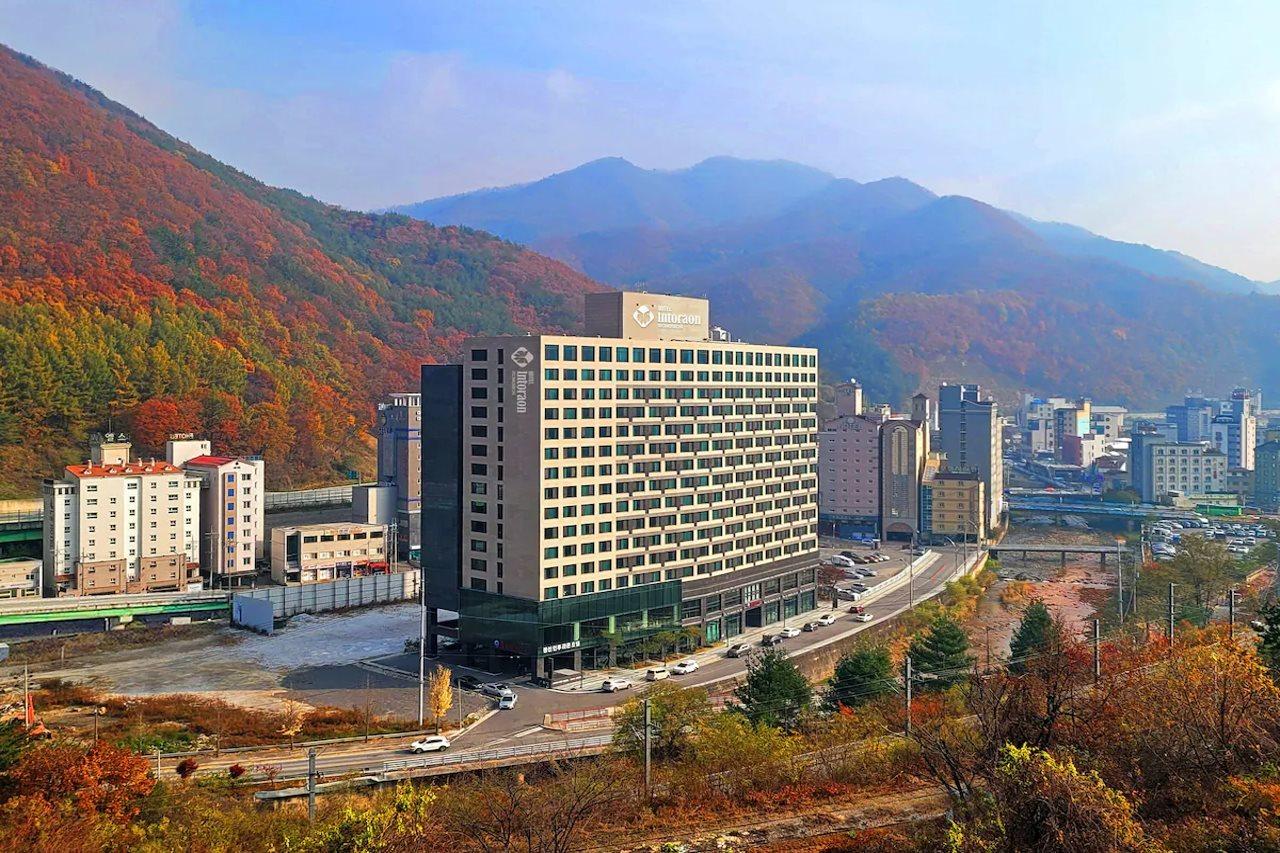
top-left (389, 156), bottom-right (835, 244)
top-left (392, 156), bottom-right (1280, 408)
top-left (1012, 215), bottom-right (1263, 295)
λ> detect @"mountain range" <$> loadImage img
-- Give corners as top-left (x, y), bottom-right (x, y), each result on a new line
top-left (0, 44), bottom-right (601, 496)
top-left (393, 158), bottom-right (1280, 409)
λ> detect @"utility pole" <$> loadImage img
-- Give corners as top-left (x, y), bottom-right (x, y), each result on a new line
top-left (417, 571), bottom-right (427, 727)
top-left (1093, 619), bottom-right (1101, 683)
top-left (904, 655), bottom-right (913, 737)
top-left (307, 748), bottom-right (317, 823)
top-left (1167, 583), bottom-right (1176, 645)
top-left (1223, 584), bottom-right (1233, 637)
top-left (155, 748), bottom-right (161, 778)
top-left (1117, 543), bottom-right (1124, 623)
top-left (364, 671), bottom-right (371, 742)
top-left (642, 698), bottom-right (652, 799)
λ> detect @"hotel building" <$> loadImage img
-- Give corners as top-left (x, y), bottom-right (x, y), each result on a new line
top-left (422, 292), bottom-right (821, 678)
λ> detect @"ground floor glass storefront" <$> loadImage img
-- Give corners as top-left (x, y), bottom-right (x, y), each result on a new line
top-left (456, 560), bottom-right (820, 678)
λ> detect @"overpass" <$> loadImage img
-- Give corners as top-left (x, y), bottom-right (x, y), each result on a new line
top-left (0, 589), bottom-right (230, 637)
top-left (1007, 497), bottom-right (1199, 521)
top-left (989, 542), bottom-right (1133, 568)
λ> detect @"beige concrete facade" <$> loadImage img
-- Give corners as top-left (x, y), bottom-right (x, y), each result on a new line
top-left (924, 472), bottom-right (986, 540)
top-left (270, 521), bottom-right (388, 584)
top-left (584, 291), bottom-right (710, 342)
top-left (459, 331), bottom-right (820, 604)
top-left (879, 418), bottom-right (928, 539)
top-left (0, 558), bottom-right (40, 598)
top-left (42, 436), bottom-right (202, 596)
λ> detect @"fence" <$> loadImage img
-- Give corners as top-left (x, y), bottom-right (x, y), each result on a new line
top-left (264, 484), bottom-right (367, 512)
top-left (235, 570), bottom-right (420, 620)
top-left (381, 733), bottom-right (613, 774)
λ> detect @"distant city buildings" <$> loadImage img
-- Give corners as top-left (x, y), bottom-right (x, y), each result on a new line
top-left (1254, 439), bottom-right (1280, 512)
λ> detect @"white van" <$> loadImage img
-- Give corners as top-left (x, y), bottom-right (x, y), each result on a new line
top-left (645, 667), bottom-right (670, 682)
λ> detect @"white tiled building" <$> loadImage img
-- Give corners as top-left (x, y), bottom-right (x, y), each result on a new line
top-left (42, 435), bottom-right (202, 596)
top-left (167, 437), bottom-right (265, 586)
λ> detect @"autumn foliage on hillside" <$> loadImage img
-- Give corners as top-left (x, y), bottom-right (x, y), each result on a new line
top-left (0, 45), bottom-right (603, 495)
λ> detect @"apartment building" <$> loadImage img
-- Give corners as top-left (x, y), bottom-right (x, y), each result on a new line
top-left (422, 291), bottom-right (821, 679)
top-left (818, 408), bottom-right (887, 535)
top-left (42, 434), bottom-right (201, 596)
top-left (921, 472), bottom-right (985, 543)
top-left (938, 383), bottom-right (1004, 526)
top-left (166, 437), bottom-right (265, 586)
top-left (269, 522), bottom-right (388, 584)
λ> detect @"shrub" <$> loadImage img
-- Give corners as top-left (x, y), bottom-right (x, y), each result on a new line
top-left (175, 757), bottom-right (199, 779)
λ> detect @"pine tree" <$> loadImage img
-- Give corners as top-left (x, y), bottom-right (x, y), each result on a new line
top-left (825, 643), bottom-right (896, 711)
top-left (1258, 601), bottom-right (1280, 681)
top-left (733, 648), bottom-right (812, 731)
top-left (908, 614), bottom-right (972, 690)
top-left (1009, 599), bottom-right (1053, 672)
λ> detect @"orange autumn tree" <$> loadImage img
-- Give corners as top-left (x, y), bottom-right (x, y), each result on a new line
top-left (8, 741), bottom-right (155, 819)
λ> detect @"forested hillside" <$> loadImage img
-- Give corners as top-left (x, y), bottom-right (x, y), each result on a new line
top-left (0, 45), bottom-right (603, 496)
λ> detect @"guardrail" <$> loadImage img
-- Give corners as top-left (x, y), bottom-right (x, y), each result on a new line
top-left (381, 733), bottom-right (613, 774)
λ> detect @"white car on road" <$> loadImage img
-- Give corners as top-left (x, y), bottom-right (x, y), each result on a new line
top-left (601, 677), bottom-right (634, 692)
top-left (671, 659), bottom-right (699, 675)
top-left (777, 626), bottom-right (801, 639)
top-left (409, 735), bottom-right (450, 753)
top-left (852, 612), bottom-right (873, 623)
top-left (815, 613), bottom-right (837, 626)
top-left (480, 682), bottom-right (515, 700)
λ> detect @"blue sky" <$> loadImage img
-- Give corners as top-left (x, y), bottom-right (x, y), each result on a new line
top-left (3, 1), bottom-right (1279, 279)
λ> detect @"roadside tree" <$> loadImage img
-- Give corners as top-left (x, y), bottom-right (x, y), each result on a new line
top-left (732, 648), bottom-right (812, 731)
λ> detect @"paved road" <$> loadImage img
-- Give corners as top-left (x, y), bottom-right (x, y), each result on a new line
top-left (188, 546), bottom-right (977, 781)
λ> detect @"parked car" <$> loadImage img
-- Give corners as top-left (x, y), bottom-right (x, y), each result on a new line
top-left (851, 612), bottom-right (873, 623)
top-left (778, 626), bottom-right (801, 639)
top-left (409, 735), bottom-right (450, 754)
top-left (839, 550), bottom-right (858, 559)
top-left (816, 613), bottom-right (837, 626)
top-left (671, 659), bottom-right (699, 675)
top-left (498, 693), bottom-right (518, 710)
top-left (601, 677), bottom-right (634, 692)
top-left (828, 555), bottom-right (856, 568)
top-left (454, 675), bottom-right (482, 691)
top-left (726, 642), bottom-right (753, 658)
top-left (857, 568), bottom-right (877, 577)
top-left (645, 667), bottom-right (671, 682)
top-left (480, 682), bottom-right (515, 699)
top-left (838, 589), bottom-right (863, 601)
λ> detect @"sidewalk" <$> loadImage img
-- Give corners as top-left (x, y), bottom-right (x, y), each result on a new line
top-left (545, 549), bottom-right (960, 694)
